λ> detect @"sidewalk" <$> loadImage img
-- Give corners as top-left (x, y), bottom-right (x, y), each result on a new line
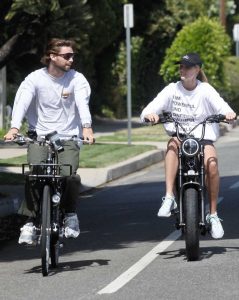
top-left (0, 118), bottom-right (237, 218)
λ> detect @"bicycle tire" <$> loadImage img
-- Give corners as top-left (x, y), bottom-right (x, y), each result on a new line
top-left (184, 187), bottom-right (199, 261)
top-left (41, 185), bottom-right (51, 276)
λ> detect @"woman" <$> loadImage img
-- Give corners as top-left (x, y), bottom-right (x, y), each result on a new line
top-left (141, 53), bottom-right (236, 239)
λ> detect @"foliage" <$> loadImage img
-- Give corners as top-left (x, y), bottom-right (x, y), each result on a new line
top-left (1, 0), bottom-right (239, 120)
top-left (2, 0), bottom-right (93, 82)
top-left (166, 0), bottom-right (236, 23)
top-left (223, 56), bottom-right (239, 113)
top-left (109, 36), bottom-right (143, 117)
top-left (0, 129), bottom-right (6, 139)
top-left (160, 17), bottom-right (231, 90)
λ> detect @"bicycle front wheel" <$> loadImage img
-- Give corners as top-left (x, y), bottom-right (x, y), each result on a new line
top-left (50, 209), bottom-right (61, 268)
top-left (184, 187), bottom-right (199, 261)
top-left (41, 185), bottom-right (51, 276)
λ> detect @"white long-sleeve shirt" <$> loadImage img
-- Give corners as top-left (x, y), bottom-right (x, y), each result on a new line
top-left (140, 80), bottom-right (234, 141)
top-left (11, 68), bottom-right (92, 136)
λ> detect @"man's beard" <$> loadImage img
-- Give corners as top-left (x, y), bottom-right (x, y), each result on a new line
top-left (58, 64), bottom-right (71, 73)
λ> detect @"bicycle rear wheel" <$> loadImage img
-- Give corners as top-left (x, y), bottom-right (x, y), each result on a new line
top-left (41, 185), bottom-right (51, 276)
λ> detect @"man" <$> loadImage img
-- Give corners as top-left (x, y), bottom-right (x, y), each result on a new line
top-left (4, 38), bottom-right (94, 244)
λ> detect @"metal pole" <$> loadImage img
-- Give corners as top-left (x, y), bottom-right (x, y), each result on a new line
top-left (237, 41), bottom-right (239, 57)
top-left (126, 6), bottom-right (132, 145)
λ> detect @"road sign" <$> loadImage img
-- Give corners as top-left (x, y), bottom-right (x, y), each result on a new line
top-left (233, 24), bottom-right (239, 41)
top-left (124, 4), bottom-right (134, 28)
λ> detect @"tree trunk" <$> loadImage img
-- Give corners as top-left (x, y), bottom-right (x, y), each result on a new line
top-left (0, 34), bottom-right (20, 69)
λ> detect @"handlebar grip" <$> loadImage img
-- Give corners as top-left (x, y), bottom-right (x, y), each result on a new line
top-left (218, 114), bottom-right (226, 122)
top-left (144, 112), bottom-right (172, 124)
top-left (158, 114), bottom-right (166, 123)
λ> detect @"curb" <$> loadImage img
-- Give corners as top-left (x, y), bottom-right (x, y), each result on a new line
top-left (106, 150), bottom-right (165, 182)
top-left (79, 149), bottom-right (165, 192)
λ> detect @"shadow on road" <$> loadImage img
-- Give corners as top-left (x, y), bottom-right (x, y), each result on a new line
top-left (160, 245), bottom-right (239, 261)
top-left (0, 175), bottom-right (239, 265)
top-left (23, 259), bottom-right (110, 275)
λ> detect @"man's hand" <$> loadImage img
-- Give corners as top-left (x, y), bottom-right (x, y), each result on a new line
top-left (144, 113), bottom-right (160, 124)
top-left (82, 127), bottom-right (95, 144)
top-left (225, 112), bottom-right (237, 121)
top-left (3, 128), bottom-right (19, 141)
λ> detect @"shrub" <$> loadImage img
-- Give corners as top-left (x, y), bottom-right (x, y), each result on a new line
top-left (223, 56), bottom-right (239, 113)
top-left (160, 17), bottom-right (231, 90)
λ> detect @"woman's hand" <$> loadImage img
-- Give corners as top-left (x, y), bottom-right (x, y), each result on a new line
top-left (144, 113), bottom-right (160, 124)
top-left (225, 112), bottom-right (237, 121)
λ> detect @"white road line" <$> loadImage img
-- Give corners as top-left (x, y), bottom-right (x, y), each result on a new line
top-left (98, 196), bottom-right (224, 295)
top-left (97, 230), bottom-right (181, 294)
top-left (229, 181), bottom-right (239, 189)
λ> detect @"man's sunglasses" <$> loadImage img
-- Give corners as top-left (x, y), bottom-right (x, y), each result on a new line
top-left (56, 53), bottom-right (75, 60)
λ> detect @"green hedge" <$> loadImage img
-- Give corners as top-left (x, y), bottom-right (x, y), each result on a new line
top-left (160, 17), bottom-right (231, 91)
top-left (223, 56), bottom-right (239, 113)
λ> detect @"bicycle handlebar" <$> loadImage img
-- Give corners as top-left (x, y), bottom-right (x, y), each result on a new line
top-left (144, 112), bottom-right (227, 124)
top-left (144, 112), bottom-right (231, 142)
top-left (6, 134), bottom-right (93, 147)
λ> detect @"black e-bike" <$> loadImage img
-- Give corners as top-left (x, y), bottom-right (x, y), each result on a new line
top-left (147, 112), bottom-right (227, 261)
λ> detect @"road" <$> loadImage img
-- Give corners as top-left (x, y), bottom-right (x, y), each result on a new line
top-left (0, 129), bottom-right (239, 300)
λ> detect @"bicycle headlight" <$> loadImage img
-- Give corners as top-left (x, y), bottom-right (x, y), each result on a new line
top-left (52, 193), bottom-right (61, 204)
top-left (182, 138), bottom-right (199, 157)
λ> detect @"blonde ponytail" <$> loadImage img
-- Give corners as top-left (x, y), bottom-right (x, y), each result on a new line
top-left (197, 69), bottom-right (208, 82)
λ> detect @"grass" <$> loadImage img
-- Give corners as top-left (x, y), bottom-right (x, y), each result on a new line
top-left (96, 124), bottom-right (168, 142)
top-left (0, 143), bottom-right (157, 169)
top-left (80, 143), bottom-right (156, 168)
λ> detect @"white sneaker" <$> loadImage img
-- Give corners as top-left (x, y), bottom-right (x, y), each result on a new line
top-left (157, 195), bottom-right (177, 217)
top-left (206, 213), bottom-right (224, 239)
top-left (64, 213), bottom-right (80, 238)
top-left (18, 222), bottom-right (37, 245)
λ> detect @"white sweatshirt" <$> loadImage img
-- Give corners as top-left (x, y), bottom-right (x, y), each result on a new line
top-left (11, 68), bottom-right (92, 136)
top-left (140, 80), bottom-right (234, 141)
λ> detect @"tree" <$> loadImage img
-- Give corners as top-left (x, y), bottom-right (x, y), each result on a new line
top-left (160, 17), bottom-right (231, 90)
top-left (1, 0), bottom-right (237, 118)
top-left (0, 0), bottom-right (93, 71)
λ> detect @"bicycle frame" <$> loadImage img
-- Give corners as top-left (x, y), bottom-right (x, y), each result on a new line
top-left (176, 135), bottom-right (206, 233)
top-left (21, 136), bottom-right (72, 275)
top-left (10, 132), bottom-right (87, 275)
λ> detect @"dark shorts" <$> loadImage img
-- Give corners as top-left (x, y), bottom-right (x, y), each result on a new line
top-left (171, 134), bottom-right (214, 146)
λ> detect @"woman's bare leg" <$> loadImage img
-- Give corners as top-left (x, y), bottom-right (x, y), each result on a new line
top-left (204, 144), bottom-right (219, 214)
top-left (165, 138), bottom-right (179, 196)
